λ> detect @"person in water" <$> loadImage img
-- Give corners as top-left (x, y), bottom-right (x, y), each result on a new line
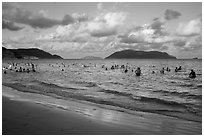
top-left (135, 67), bottom-right (141, 76)
top-left (189, 69), bottom-right (196, 78)
top-left (160, 68), bottom-right (164, 74)
top-left (3, 67), bottom-right (7, 74)
top-left (175, 67), bottom-right (178, 72)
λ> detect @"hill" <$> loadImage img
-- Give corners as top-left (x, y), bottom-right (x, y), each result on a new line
top-left (105, 50), bottom-right (176, 59)
top-left (2, 47), bottom-right (63, 59)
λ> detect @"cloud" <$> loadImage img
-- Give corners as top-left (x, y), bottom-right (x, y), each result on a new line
top-left (3, 3), bottom-right (60, 28)
top-left (2, 19), bottom-right (23, 31)
top-left (61, 14), bottom-right (75, 25)
top-left (2, 3), bottom-right (89, 29)
top-left (150, 18), bottom-right (166, 35)
top-left (165, 9), bottom-right (181, 20)
top-left (97, 3), bottom-right (103, 10)
top-left (38, 11), bottom-right (127, 42)
top-left (88, 12), bottom-right (127, 37)
top-left (72, 13), bottom-right (89, 22)
top-left (176, 17), bottom-right (201, 36)
top-left (119, 20), bottom-right (169, 45)
top-left (116, 9), bottom-right (200, 53)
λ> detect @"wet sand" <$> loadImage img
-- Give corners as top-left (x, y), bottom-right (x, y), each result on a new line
top-left (2, 86), bottom-right (202, 135)
top-left (3, 97), bottom-right (141, 135)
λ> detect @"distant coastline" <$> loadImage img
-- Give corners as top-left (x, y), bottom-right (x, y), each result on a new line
top-left (2, 47), bottom-right (63, 59)
top-left (4, 47), bottom-right (202, 60)
top-left (105, 50), bottom-right (177, 59)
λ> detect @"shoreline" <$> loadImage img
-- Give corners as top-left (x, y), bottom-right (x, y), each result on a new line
top-left (2, 85), bottom-right (202, 135)
top-left (3, 96), bottom-right (141, 135)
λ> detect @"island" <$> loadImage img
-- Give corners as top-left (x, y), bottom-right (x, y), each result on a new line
top-left (2, 47), bottom-right (63, 59)
top-left (105, 49), bottom-right (177, 59)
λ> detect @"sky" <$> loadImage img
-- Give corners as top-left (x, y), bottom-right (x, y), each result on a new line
top-left (2, 2), bottom-right (202, 59)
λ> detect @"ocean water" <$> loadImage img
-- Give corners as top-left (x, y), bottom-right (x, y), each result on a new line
top-left (2, 59), bottom-right (202, 122)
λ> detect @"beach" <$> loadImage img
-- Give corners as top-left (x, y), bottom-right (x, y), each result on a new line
top-left (3, 96), bottom-right (138, 135)
top-left (2, 59), bottom-right (202, 135)
top-left (2, 85), bottom-right (201, 135)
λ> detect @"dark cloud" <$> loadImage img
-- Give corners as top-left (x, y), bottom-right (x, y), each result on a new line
top-left (173, 40), bottom-right (186, 47)
top-left (90, 29), bottom-right (117, 37)
top-left (61, 15), bottom-right (75, 25)
top-left (165, 9), bottom-right (181, 20)
top-left (150, 19), bottom-right (165, 35)
top-left (2, 3), bottom-right (89, 30)
top-left (119, 34), bottom-right (146, 44)
top-left (2, 19), bottom-right (23, 31)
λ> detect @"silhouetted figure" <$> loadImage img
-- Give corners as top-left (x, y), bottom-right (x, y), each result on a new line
top-left (19, 67), bottom-right (22, 72)
top-left (111, 66), bottom-right (115, 70)
top-left (135, 67), bottom-right (141, 76)
top-left (124, 69), bottom-right (128, 73)
top-left (26, 68), bottom-right (30, 73)
top-left (166, 67), bottom-right (170, 72)
top-left (178, 66), bottom-right (182, 71)
top-left (31, 63), bottom-right (36, 72)
top-left (121, 65), bottom-right (125, 69)
top-left (175, 67), bottom-right (178, 72)
top-left (160, 68), bottom-right (164, 74)
top-left (189, 69), bottom-right (196, 78)
top-left (3, 67), bottom-right (6, 74)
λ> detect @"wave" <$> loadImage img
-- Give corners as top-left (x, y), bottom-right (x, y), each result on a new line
top-left (71, 81), bottom-right (98, 88)
top-left (3, 81), bottom-right (201, 122)
top-left (97, 89), bottom-right (188, 107)
top-left (33, 80), bottom-right (86, 91)
top-left (109, 81), bottom-right (124, 85)
top-left (97, 89), bottom-right (132, 97)
top-left (152, 90), bottom-right (202, 100)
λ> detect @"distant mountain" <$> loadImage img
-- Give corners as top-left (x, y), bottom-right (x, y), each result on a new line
top-left (81, 56), bottom-right (103, 60)
top-left (2, 47), bottom-right (23, 59)
top-left (2, 47), bottom-right (63, 59)
top-left (105, 50), bottom-right (177, 59)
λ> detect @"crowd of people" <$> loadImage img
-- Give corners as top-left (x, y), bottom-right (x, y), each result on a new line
top-left (101, 63), bottom-right (196, 78)
top-left (3, 61), bottom-right (197, 79)
top-left (3, 62), bottom-right (36, 74)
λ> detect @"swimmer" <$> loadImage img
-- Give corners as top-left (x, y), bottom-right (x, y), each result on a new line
top-left (189, 69), bottom-right (196, 78)
top-left (26, 69), bottom-right (30, 73)
top-left (175, 67), bottom-right (178, 72)
top-left (3, 67), bottom-right (7, 74)
top-left (160, 68), bottom-right (164, 74)
top-left (135, 67), bottom-right (141, 76)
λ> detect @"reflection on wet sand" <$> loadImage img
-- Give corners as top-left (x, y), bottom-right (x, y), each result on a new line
top-left (2, 85), bottom-right (202, 134)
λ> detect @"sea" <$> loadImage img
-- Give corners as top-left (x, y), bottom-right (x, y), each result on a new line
top-left (2, 59), bottom-right (202, 123)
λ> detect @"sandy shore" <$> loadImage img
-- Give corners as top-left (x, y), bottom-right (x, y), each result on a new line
top-left (3, 96), bottom-right (141, 135)
top-left (2, 86), bottom-right (202, 135)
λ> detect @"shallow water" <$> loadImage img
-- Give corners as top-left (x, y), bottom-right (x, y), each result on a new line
top-left (2, 59), bottom-right (202, 122)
